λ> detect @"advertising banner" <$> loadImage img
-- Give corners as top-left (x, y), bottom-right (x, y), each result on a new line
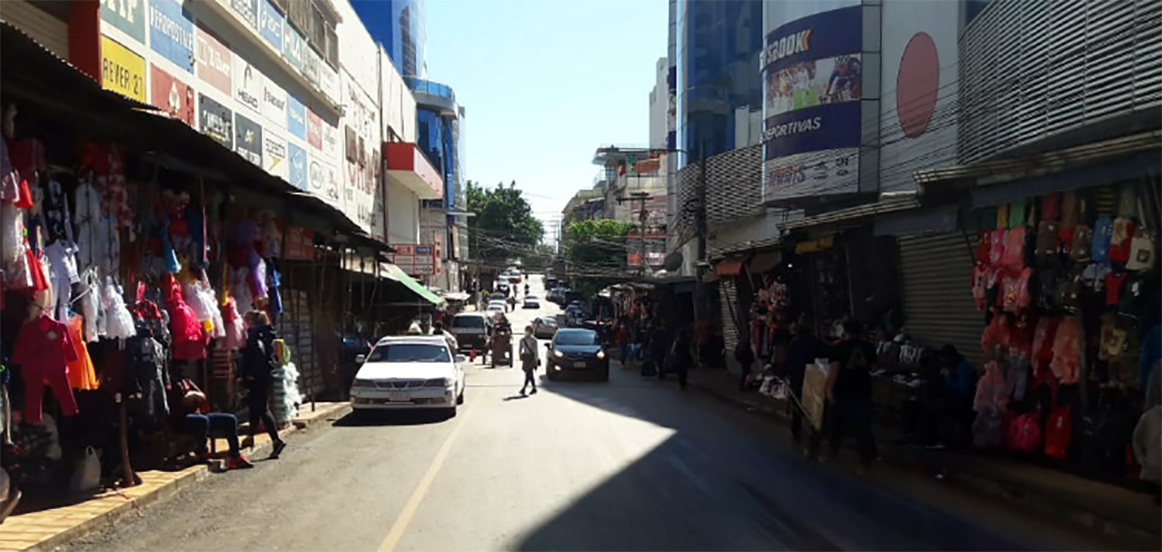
top-left (306, 108), bottom-right (322, 150)
top-left (762, 5), bottom-right (863, 202)
top-left (287, 94), bottom-right (306, 139)
top-left (390, 245), bottom-right (436, 276)
top-left (233, 57), bottom-right (263, 114)
top-left (319, 64), bottom-right (339, 104)
top-left (198, 93), bottom-right (234, 149)
top-left (262, 80), bottom-right (287, 129)
top-left (195, 25), bottom-right (233, 95)
top-left (308, 157), bottom-right (339, 203)
top-left (282, 24), bottom-right (304, 70)
top-left (100, 36), bottom-right (147, 103)
top-left (101, 0), bottom-right (146, 44)
top-left (231, 0), bottom-right (258, 29)
top-left (259, 0), bottom-right (283, 51)
top-left (263, 132), bottom-right (288, 180)
top-left (148, 0), bottom-right (195, 73)
top-left (303, 48), bottom-right (320, 86)
top-left (288, 142), bottom-right (307, 189)
top-left (149, 65), bottom-right (196, 126)
top-left (235, 113), bottom-right (263, 166)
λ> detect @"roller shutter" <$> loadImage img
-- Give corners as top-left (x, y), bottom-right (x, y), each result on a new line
top-left (897, 232), bottom-right (985, 366)
top-left (719, 277), bottom-right (739, 371)
top-left (278, 288), bottom-right (320, 399)
top-left (1, 1), bottom-right (69, 59)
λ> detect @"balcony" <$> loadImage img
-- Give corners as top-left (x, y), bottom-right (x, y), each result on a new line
top-left (405, 78), bottom-right (458, 116)
top-left (384, 142), bottom-right (443, 200)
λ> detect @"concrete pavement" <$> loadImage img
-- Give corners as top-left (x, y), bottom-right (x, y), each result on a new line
top-left (55, 276), bottom-right (1133, 551)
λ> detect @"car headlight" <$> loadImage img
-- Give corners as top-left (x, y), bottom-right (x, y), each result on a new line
top-left (553, 350), bottom-right (564, 358)
top-left (352, 379), bottom-right (375, 388)
top-left (596, 350), bottom-right (605, 359)
top-left (424, 377), bottom-right (453, 388)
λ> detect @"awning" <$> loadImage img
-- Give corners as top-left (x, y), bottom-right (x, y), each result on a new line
top-left (747, 251), bottom-right (782, 274)
top-left (384, 142), bottom-right (444, 200)
top-left (381, 263), bottom-right (445, 306)
top-left (715, 257), bottom-right (746, 276)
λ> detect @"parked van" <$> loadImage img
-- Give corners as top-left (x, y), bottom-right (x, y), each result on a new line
top-left (450, 312), bottom-right (491, 354)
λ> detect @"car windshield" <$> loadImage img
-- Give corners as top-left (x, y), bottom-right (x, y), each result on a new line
top-left (540, 318), bottom-right (558, 326)
top-left (367, 343), bottom-right (451, 363)
top-left (555, 330), bottom-right (597, 346)
top-left (488, 305), bottom-right (503, 311)
top-left (526, 295), bottom-right (538, 300)
top-left (452, 316), bottom-right (484, 329)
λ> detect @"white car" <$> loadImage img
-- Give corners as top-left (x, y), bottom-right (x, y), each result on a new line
top-left (487, 301), bottom-right (507, 316)
top-left (350, 336), bottom-right (466, 415)
top-left (523, 295), bottom-right (540, 309)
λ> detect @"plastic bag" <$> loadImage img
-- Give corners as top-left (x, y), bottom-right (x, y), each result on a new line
top-left (69, 446), bottom-right (101, 494)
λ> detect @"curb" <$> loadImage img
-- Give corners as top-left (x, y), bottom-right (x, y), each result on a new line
top-left (684, 379), bottom-right (1159, 543)
top-left (22, 402), bottom-right (351, 552)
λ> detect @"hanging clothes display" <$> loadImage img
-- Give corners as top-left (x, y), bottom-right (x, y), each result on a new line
top-left (10, 313), bottom-right (80, 424)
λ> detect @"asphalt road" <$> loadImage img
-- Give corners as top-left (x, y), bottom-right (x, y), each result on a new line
top-left (62, 275), bottom-right (1127, 552)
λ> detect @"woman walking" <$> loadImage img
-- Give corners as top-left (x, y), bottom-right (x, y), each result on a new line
top-left (519, 325), bottom-right (539, 395)
top-left (241, 310), bottom-right (287, 459)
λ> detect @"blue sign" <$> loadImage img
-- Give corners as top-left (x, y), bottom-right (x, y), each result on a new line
top-left (762, 6), bottom-right (862, 74)
top-left (287, 94), bottom-right (306, 139)
top-left (763, 102), bottom-right (862, 159)
top-left (148, 0), bottom-right (195, 73)
top-left (288, 143), bottom-right (307, 189)
top-left (259, 0), bottom-right (283, 51)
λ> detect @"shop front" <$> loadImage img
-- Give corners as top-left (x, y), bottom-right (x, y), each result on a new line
top-left (0, 23), bottom-right (372, 516)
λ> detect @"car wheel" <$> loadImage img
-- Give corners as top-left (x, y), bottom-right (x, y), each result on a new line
top-left (457, 387), bottom-right (465, 405)
top-left (447, 403), bottom-right (458, 418)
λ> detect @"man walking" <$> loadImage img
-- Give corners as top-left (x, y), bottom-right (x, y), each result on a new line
top-left (519, 325), bottom-right (539, 395)
top-left (824, 319), bottom-right (878, 474)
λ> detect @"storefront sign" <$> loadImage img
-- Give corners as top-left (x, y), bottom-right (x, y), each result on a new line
top-left (303, 49), bottom-right (320, 86)
top-left (282, 24), bottom-right (304, 70)
top-left (231, 0), bottom-right (258, 29)
top-left (306, 108), bottom-right (322, 150)
top-left (234, 113), bottom-right (263, 166)
top-left (195, 25), bottom-right (233, 95)
top-left (263, 133), bottom-right (288, 180)
top-left (262, 80), bottom-right (287, 129)
top-left (762, 5), bottom-right (864, 203)
top-left (323, 122), bottom-right (339, 156)
top-left (283, 225), bottom-right (314, 261)
top-left (149, 65), bottom-right (195, 127)
top-left (259, 0), bottom-right (283, 51)
top-left (390, 244), bottom-right (437, 276)
top-left (198, 93), bottom-right (234, 149)
top-left (100, 36), bottom-right (147, 103)
top-left (233, 58), bottom-right (263, 114)
top-left (148, 0), bottom-right (195, 73)
top-left (287, 94), bottom-right (306, 139)
top-left (288, 142), bottom-right (307, 189)
top-left (101, 0), bottom-right (145, 44)
top-left (319, 64), bottom-right (339, 104)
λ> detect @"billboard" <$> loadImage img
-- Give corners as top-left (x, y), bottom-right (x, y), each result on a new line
top-left (761, 5), bottom-right (863, 203)
top-left (390, 244), bottom-right (437, 277)
top-left (150, 65), bottom-right (196, 126)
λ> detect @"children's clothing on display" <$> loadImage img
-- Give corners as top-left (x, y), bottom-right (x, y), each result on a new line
top-left (1091, 217), bottom-right (1113, 263)
top-left (65, 315), bottom-right (99, 390)
top-left (1108, 217), bottom-right (1135, 264)
top-left (11, 314), bottom-right (80, 424)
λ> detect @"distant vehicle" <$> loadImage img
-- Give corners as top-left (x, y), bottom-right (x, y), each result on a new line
top-left (545, 328), bottom-right (609, 381)
top-left (351, 336), bottom-right (466, 415)
top-left (486, 303), bottom-right (507, 319)
top-left (522, 294), bottom-right (541, 309)
top-left (449, 313), bottom-right (491, 353)
top-left (544, 277), bottom-right (559, 290)
top-left (533, 316), bottom-right (558, 339)
top-left (564, 304), bottom-right (583, 326)
top-left (488, 292), bottom-right (506, 302)
top-left (548, 287), bottom-right (569, 305)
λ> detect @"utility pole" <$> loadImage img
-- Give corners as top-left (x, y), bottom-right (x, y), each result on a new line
top-left (694, 140), bottom-right (707, 325)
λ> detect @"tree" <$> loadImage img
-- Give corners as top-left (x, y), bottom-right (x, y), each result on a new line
top-left (563, 219), bottom-right (634, 296)
top-left (466, 180), bottom-right (544, 265)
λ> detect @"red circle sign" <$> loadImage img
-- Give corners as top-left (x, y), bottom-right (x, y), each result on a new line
top-left (896, 32), bottom-right (940, 138)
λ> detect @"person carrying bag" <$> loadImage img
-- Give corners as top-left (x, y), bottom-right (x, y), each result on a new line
top-left (519, 326), bottom-right (539, 396)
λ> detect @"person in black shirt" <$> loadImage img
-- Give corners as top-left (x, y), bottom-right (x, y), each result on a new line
top-left (824, 319), bottom-right (878, 471)
top-left (786, 316), bottom-right (826, 445)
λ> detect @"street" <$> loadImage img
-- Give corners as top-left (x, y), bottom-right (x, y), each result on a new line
top-left (61, 276), bottom-right (1124, 552)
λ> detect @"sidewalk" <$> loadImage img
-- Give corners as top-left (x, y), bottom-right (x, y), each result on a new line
top-left (679, 368), bottom-right (1161, 543)
top-left (0, 402), bottom-right (351, 552)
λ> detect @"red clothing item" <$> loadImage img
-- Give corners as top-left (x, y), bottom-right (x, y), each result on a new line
top-left (1105, 272), bottom-right (1127, 306)
top-left (12, 314), bottom-right (80, 423)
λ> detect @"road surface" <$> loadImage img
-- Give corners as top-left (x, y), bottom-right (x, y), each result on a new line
top-left (63, 275), bottom-right (1127, 551)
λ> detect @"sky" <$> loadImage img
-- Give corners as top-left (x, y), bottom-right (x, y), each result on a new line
top-left (423, 0), bottom-right (668, 242)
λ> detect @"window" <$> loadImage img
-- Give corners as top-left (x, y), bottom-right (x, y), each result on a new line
top-left (308, 4), bottom-right (326, 56)
top-left (366, 343), bottom-right (451, 363)
top-left (287, 0), bottom-right (309, 34)
top-left (271, 0), bottom-right (287, 13)
top-left (324, 25), bottom-right (339, 70)
top-left (452, 316), bottom-right (485, 329)
top-left (554, 330), bottom-right (598, 346)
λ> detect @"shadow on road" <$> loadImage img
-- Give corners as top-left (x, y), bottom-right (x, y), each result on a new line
top-left (331, 410), bottom-right (453, 427)
top-left (510, 368), bottom-right (1067, 552)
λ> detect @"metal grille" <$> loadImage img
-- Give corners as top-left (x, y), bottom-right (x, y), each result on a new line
top-left (897, 232), bottom-right (984, 367)
top-left (671, 145), bottom-right (763, 240)
top-left (959, 0), bottom-right (1162, 164)
top-left (719, 278), bottom-right (740, 372)
top-left (279, 288), bottom-right (319, 399)
top-left (374, 380), bottom-right (426, 390)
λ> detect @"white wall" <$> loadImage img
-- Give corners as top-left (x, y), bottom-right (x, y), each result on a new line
top-left (386, 181), bottom-right (420, 244)
top-left (649, 56), bottom-right (668, 149)
top-left (878, 0), bottom-right (961, 194)
top-left (733, 107), bottom-right (762, 149)
top-left (380, 48), bottom-right (417, 143)
top-left (763, 0), bottom-right (859, 34)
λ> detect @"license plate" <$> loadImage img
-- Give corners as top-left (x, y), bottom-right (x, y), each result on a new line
top-left (574, 361), bottom-right (587, 368)
top-left (388, 392), bottom-right (411, 402)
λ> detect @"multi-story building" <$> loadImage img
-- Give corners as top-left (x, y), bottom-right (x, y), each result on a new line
top-left (592, 146), bottom-right (668, 270)
top-left (648, 56), bottom-right (668, 150)
top-left (351, 0), bottom-right (426, 79)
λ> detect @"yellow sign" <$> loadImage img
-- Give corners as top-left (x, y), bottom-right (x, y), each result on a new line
top-left (100, 36), bottom-right (147, 103)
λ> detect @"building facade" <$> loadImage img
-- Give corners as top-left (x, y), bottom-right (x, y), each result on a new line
top-left (649, 56), bottom-right (668, 150)
top-left (350, 0), bottom-right (426, 78)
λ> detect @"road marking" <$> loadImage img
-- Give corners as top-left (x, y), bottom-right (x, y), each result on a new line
top-left (377, 406), bottom-right (471, 552)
